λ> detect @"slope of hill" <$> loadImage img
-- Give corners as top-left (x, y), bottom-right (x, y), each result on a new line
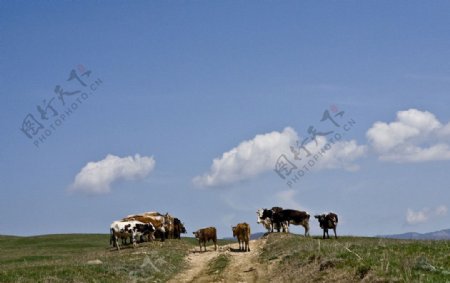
top-left (378, 228), bottom-right (450, 240)
top-left (1, 233), bottom-right (449, 282)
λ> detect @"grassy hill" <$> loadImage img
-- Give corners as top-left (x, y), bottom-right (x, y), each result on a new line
top-left (260, 233), bottom-right (450, 282)
top-left (0, 233), bottom-right (449, 282)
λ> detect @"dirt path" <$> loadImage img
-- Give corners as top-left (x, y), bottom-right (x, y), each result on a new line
top-left (168, 238), bottom-right (269, 283)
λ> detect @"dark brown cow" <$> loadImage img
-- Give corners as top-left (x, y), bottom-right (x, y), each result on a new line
top-left (315, 212), bottom-right (338, 239)
top-left (232, 223), bottom-right (251, 252)
top-left (173, 218), bottom-right (186, 239)
top-left (193, 227), bottom-right (217, 252)
top-left (273, 209), bottom-right (310, 236)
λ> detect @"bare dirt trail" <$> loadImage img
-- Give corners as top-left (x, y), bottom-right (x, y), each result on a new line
top-left (168, 238), bottom-right (269, 283)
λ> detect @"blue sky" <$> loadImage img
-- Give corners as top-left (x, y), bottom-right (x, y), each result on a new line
top-left (1, 1), bottom-right (450, 237)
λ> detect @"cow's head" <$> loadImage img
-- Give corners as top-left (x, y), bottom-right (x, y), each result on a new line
top-left (181, 223), bottom-right (187, 234)
top-left (314, 214), bottom-right (326, 228)
top-left (232, 226), bottom-right (237, 237)
top-left (256, 209), bottom-right (264, 223)
top-left (193, 230), bottom-right (200, 239)
top-left (146, 223), bottom-right (156, 232)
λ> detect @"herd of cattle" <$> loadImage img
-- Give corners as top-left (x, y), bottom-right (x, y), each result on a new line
top-left (109, 208), bottom-right (338, 251)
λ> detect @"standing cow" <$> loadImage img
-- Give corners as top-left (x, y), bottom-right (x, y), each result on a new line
top-left (193, 227), bottom-right (217, 252)
top-left (110, 220), bottom-right (155, 251)
top-left (272, 209), bottom-right (310, 236)
top-left (315, 212), bottom-right (338, 239)
top-left (256, 207), bottom-right (288, 233)
top-left (122, 213), bottom-right (166, 242)
top-left (173, 218), bottom-right (187, 239)
top-left (232, 223), bottom-right (251, 252)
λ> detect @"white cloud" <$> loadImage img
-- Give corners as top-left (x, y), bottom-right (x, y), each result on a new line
top-left (69, 154), bottom-right (155, 194)
top-left (435, 205), bottom-right (448, 216)
top-left (193, 127), bottom-right (366, 188)
top-left (406, 208), bottom-right (429, 225)
top-left (193, 127), bottom-right (298, 187)
top-left (311, 137), bottom-right (367, 172)
top-left (367, 109), bottom-right (450, 162)
top-left (406, 205), bottom-right (448, 225)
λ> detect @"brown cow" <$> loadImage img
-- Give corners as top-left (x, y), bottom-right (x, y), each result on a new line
top-left (193, 227), bottom-right (217, 252)
top-left (232, 223), bottom-right (251, 252)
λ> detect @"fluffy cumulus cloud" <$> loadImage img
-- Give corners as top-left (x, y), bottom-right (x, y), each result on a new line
top-left (69, 154), bottom-right (155, 194)
top-left (367, 109), bottom-right (450, 162)
top-left (193, 127), bottom-right (298, 187)
top-left (406, 205), bottom-right (448, 225)
top-left (309, 136), bottom-right (367, 172)
top-left (193, 127), bottom-right (366, 187)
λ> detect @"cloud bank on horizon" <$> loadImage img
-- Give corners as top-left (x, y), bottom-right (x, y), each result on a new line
top-left (406, 205), bottom-right (448, 225)
top-left (69, 154), bottom-right (155, 194)
top-left (194, 108), bottom-right (450, 188)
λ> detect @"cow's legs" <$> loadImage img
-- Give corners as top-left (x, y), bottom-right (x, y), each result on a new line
top-left (303, 222), bottom-right (310, 237)
top-left (283, 221), bottom-right (290, 233)
top-left (115, 236), bottom-right (120, 251)
top-left (333, 227), bottom-right (337, 239)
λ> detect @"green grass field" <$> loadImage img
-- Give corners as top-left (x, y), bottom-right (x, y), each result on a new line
top-left (0, 234), bottom-right (200, 282)
top-left (0, 233), bottom-right (449, 282)
top-left (260, 233), bottom-right (450, 282)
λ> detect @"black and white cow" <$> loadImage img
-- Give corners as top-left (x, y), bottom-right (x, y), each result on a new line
top-left (256, 207), bottom-right (288, 233)
top-left (272, 209), bottom-right (310, 236)
top-left (110, 220), bottom-right (155, 250)
top-left (314, 212), bottom-right (338, 239)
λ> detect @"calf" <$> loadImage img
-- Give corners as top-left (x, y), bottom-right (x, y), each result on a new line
top-left (193, 227), bottom-right (217, 252)
top-left (315, 212), bottom-right (338, 239)
top-left (110, 220), bottom-right (154, 251)
top-left (232, 223), bottom-right (251, 252)
top-left (272, 209), bottom-right (310, 236)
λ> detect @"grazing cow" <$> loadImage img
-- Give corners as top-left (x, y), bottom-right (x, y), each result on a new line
top-left (193, 227), bottom-right (217, 252)
top-left (173, 218), bottom-right (186, 239)
top-left (315, 212), bottom-right (338, 239)
top-left (256, 207), bottom-right (288, 233)
top-left (110, 220), bottom-right (155, 251)
top-left (272, 209), bottom-right (310, 236)
top-left (122, 212), bottom-right (167, 242)
top-left (232, 223), bottom-right (251, 252)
